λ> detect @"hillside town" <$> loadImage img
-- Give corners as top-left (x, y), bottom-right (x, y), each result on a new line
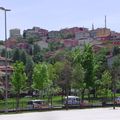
top-left (0, 24), bottom-right (120, 99)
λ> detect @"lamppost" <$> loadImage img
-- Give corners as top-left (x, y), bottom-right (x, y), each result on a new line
top-left (0, 7), bottom-right (11, 113)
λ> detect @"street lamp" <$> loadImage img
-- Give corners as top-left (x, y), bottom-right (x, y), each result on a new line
top-left (0, 7), bottom-right (11, 113)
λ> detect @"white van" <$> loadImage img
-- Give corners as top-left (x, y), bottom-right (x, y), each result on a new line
top-left (64, 96), bottom-right (81, 107)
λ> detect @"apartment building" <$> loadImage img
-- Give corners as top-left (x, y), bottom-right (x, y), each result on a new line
top-left (9, 28), bottom-right (21, 38)
top-left (23, 27), bottom-right (48, 40)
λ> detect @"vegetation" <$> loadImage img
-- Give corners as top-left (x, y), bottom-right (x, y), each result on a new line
top-left (0, 42), bottom-right (120, 111)
top-left (11, 61), bottom-right (27, 110)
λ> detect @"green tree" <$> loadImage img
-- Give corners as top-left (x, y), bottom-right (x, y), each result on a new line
top-left (80, 44), bottom-right (94, 101)
top-left (12, 48), bottom-right (21, 62)
top-left (33, 52), bottom-right (44, 63)
top-left (11, 61), bottom-right (27, 110)
top-left (32, 63), bottom-right (50, 98)
top-left (47, 64), bottom-right (58, 105)
top-left (73, 44), bottom-right (96, 100)
top-left (25, 56), bottom-right (34, 95)
top-left (111, 55), bottom-right (120, 109)
top-left (33, 44), bottom-right (41, 56)
top-left (97, 70), bottom-right (112, 105)
top-left (93, 49), bottom-right (108, 98)
top-left (72, 63), bottom-right (85, 101)
top-left (20, 50), bottom-right (27, 65)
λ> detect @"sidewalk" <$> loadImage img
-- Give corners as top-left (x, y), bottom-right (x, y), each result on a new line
top-left (0, 108), bottom-right (120, 120)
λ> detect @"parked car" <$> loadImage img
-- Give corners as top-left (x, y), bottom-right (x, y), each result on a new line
top-left (27, 100), bottom-right (51, 109)
top-left (64, 96), bottom-right (81, 107)
top-left (115, 97), bottom-right (120, 104)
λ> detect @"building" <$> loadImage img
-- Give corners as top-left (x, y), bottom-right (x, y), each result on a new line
top-left (110, 32), bottom-right (120, 46)
top-left (89, 30), bottom-right (97, 39)
top-left (96, 28), bottom-right (111, 40)
top-left (60, 27), bottom-right (86, 39)
top-left (5, 38), bottom-right (17, 48)
top-left (75, 31), bottom-right (90, 40)
top-left (23, 27), bottom-right (48, 41)
top-left (63, 39), bottom-right (79, 48)
top-left (48, 31), bottom-right (61, 39)
top-left (34, 41), bottom-right (48, 49)
top-left (9, 28), bottom-right (21, 38)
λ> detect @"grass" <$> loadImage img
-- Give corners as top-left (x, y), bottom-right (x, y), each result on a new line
top-left (0, 93), bottom-right (120, 111)
top-left (0, 96), bottom-right (63, 111)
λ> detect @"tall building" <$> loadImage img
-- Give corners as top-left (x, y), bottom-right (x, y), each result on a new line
top-left (9, 28), bottom-right (21, 38)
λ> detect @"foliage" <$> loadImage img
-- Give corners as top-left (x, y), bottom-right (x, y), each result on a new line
top-left (20, 50), bottom-right (27, 65)
top-left (0, 49), bottom-right (6, 57)
top-left (72, 63), bottom-right (85, 90)
top-left (112, 55), bottom-right (120, 89)
top-left (33, 44), bottom-right (41, 55)
top-left (32, 63), bottom-right (50, 97)
top-left (112, 46), bottom-right (120, 56)
top-left (81, 44), bottom-right (94, 88)
top-left (96, 70), bottom-right (112, 99)
top-left (25, 56), bottom-right (34, 93)
top-left (11, 61), bottom-right (27, 109)
top-left (33, 52), bottom-right (44, 63)
top-left (12, 48), bottom-right (21, 62)
top-left (11, 61), bottom-right (27, 93)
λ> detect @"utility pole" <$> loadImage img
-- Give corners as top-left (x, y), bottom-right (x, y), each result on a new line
top-left (0, 7), bottom-right (11, 113)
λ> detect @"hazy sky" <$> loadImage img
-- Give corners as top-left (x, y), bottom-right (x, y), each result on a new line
top-left (0, 0), bottom-right (120, 40)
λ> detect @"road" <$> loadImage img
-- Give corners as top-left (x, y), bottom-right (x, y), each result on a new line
top-left (0, 108), bottom-right (120, 120)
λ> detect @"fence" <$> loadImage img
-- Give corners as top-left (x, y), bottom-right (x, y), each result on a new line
top-left (0, 96), bottom-right (119, 113)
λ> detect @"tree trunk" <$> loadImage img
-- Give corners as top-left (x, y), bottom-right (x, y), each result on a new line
top-left (81, 89), bottom-right (85, 102)
top-left (16, 92), bottom-right (20, 112)
top-left (88, 89), bottom-right (90, 102)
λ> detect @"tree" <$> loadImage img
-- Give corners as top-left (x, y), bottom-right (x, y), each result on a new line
top-left (73, 44), bottom-right (95, 100)
top-left (0, 49), bottom-right (6, 57)
top-left (111, 55), bottom-right (120, 109)
top-left (25, 56), bottom-right (34, 95)
top-left (59, 60), bottom-right (73, 109)
top-left (112, 46), bottom-right (120, 56)
top-left (33, 52), bottom-right (44, 63)
top-left (97, 70), bottom-right (112, 105)
top-left (93, 49), bottom-right (108, 98)
top-left (32, 63), bottom-right (50, 98)
top-left (72, 63), bottom-right (85, 101)
top-left (47, 64), bottom-right (58, 106)
top-left (12, 48), bottom-right (21, 62)
top-left (80, 44), bottom-right (94, 101)
top-left (11, 61), bottom-right (27, 110)
top-left (33, 44), bottom-right (41, 56)
top-left (20, 50), bottom-right (27, 65)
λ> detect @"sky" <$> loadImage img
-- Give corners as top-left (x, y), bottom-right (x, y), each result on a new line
top-left (0, 0), bottom-right (120, 40)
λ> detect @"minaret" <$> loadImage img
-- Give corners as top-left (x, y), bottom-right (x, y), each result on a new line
top-left (92, 23), bottom-right (94, 30)
top-left (105, 15), bottom-right (107, 29)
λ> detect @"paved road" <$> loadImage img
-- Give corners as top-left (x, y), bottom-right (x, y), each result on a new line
top-left (0, 108), bottom-right (120, 120)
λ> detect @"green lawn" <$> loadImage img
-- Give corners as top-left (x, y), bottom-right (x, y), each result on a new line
top-left (0, 96), bottom-right (63, 111)
top-left (0, 93), bottom-right (120, 111)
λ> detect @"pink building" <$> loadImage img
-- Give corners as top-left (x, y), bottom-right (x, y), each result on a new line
top-left (5, 38), bottom-right (17, 48)
top-left (63, 39), bottom-right (79, 47)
